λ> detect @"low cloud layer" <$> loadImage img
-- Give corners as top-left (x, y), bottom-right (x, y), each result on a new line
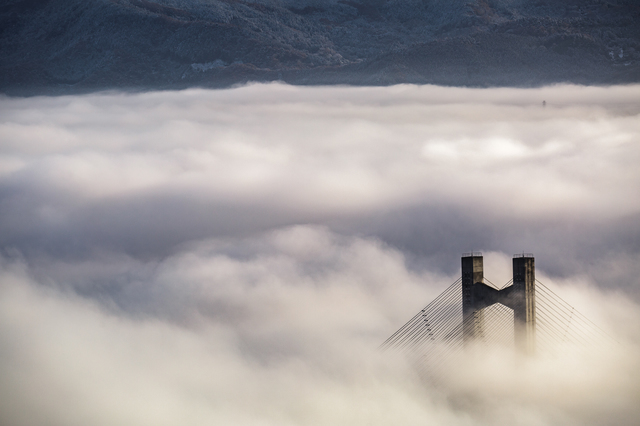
top-left (1, 84), bottom-right (640, 287)
top-left (1, 228), bottom-right (639, 426)
top-left (1, 84), bottom-right (639, 425)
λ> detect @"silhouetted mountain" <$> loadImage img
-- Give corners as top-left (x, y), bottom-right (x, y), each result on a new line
top-left (1, 0), bottom-right (639, 94)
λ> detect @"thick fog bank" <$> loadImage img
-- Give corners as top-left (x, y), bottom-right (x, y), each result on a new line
top-left (1, 83), bottom-right (639, 292)
top-left (1, 84), bottom-right (639, 425)
top-left (1, 230), bottom-right (639, 426)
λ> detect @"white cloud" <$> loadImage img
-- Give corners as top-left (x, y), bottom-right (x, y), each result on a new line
top-left (2, 84), bottom-right (639, 285)
top-left (0, 228), bottom-right (638, 426)
top-left (1, 84), bottom-right (640, 424)
top-left (2, 84), bottom-right (639, 216)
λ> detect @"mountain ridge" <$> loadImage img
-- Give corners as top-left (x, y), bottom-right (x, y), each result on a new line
top-left (1, 0), bottom-right (639, 94)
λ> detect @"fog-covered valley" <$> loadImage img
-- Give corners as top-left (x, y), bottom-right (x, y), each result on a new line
top-left (1, 83), bottom-right (639, 425)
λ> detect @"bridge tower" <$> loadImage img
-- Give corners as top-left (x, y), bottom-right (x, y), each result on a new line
top-left (461, 253), bottom-right (536, 353)
top-left (512, 254), bottom-right (536, 353)
top-left (382, 253), bottom-right (611, 365)
top-left (462, 253), bottom-right (485, 344)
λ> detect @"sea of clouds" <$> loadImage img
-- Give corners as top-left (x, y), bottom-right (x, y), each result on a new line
top-left (1, 83), bottom-right (639, 425)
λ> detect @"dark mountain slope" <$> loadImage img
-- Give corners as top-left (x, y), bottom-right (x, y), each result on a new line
top-left (1, 0), bottom-right (639, 94)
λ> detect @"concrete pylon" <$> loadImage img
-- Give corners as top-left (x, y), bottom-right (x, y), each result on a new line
top-left (511, 255), bottom-right (536, 353)
top-left (462, 253), bottom-right (484, 343)
top-left (461, 253), bottom-right (536, 354)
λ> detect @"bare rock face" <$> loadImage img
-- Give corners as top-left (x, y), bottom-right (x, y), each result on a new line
top-left (1, 0), bottom-right (639, 94)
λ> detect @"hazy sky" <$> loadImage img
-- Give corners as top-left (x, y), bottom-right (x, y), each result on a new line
top-left (1, 84), bottom-right (639, 425)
